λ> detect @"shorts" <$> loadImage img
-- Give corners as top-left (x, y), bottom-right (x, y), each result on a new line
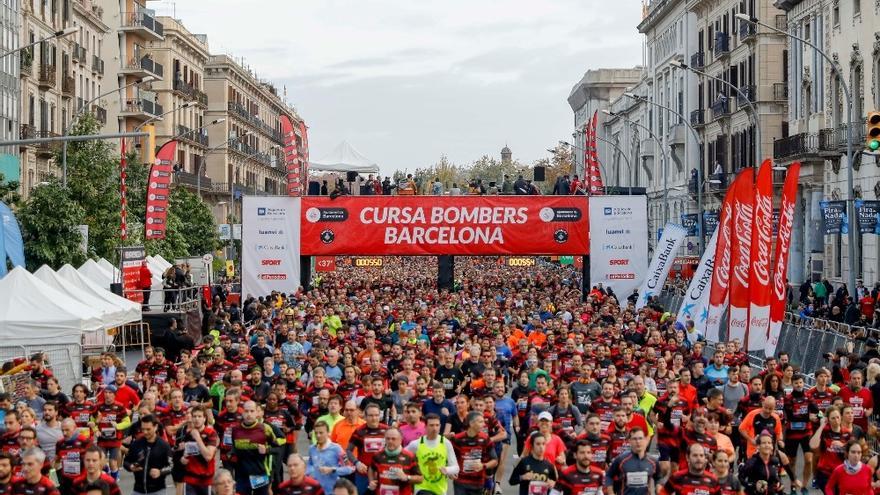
top-left (172, 461), bottom-right (187, 483)
top-left (783, 436), bottom-right (811, 458)
top-left (185, 484), bottom-right (211, 495)
top-left (658, 444), bottom-right (678, 462)
top-left (101, 446), bottom-right (121, 460)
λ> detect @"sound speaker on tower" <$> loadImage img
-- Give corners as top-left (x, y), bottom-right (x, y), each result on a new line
top-left (533, 166), bottom-right (546, 182)
top-left (346, 171), bottom-right (358, 182)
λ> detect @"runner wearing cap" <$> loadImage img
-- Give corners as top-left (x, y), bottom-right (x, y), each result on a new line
top-left (523, 411), bottom-right (567, 470)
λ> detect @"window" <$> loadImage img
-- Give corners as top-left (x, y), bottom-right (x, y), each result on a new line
top-left (854, 0), bottom-right (860, 16)
top-left (833, 3), bottom-right (840, 25)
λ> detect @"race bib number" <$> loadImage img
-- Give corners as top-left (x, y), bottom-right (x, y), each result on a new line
top-left (62, 452), bottom-right (81, 475)
top-left (223, 429), bottom-right (233, 446)
top-left (529, 481), bottom-right (550, 495)
top-left (249, 475), bottom-right (270, 489)
top-left (626, 471), bottom-right (648, 487)
top-left (463, 452), bottom-right (482, 472)
top-left (100, 427), bottom-right (116, 438)
top-left (790, 422), bottom-right (807, 431)
top-left (379, 485), bottom-right (400, 495)
top-left (364, 437), bottom-right (385, 453)
top-left (184, 441), bottom-right (200, 456)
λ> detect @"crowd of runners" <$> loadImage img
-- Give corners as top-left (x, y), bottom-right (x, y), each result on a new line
top-left (0, 256), bottom-right (879, 494)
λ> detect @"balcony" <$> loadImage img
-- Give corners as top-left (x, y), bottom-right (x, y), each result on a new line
top-left (714, 32), bottom-right (730, 59)
top-left (120, 11), bottom-right (164, 41)
top-left (739, 20), bottom-right (756, 41)
top-left (775, 14), bottom-right (788, 31)
top-left (737, 85), bottom-right (756, 106)
top-left (173, 79), bottom-right (207, 105)
top-left (825, 122), bottom-right (867, 153)
top-left (38, 64), bottom-right (56, 90)
top-left (227, 101), bottom-right (283, 143)
top-left (773, 132), bottom-right (818, 160)
top-left (123, 56), bottom-right (162, 78)
top-left (174, 170), bottom-right (212, 190)
top-left (690, 108), bottom-right (705, 126)
top-left (210, 182), bottom-right (231, 194)
top-left (91, 55), bottom-right (104, 75)
top-left (690, 51), bottom-right (705, 70)
top-left (61, 74), bottom-right (74, 98)
top-left (93, 105), bottom-right (106, 125)
top-left (20, 52), bottom-right (32, 77)
top-left (19, 124), bottom-right (35, 142)
top-left (71, 43), bottom-right (86, 64)
top-left (36, 130), bottom-right (60, 157)
top-left (773, 82), bottom-right (788, 101)
top-left (710, 95), bottom-right (730, 120)
top-left (175, 124), bottom-right (209, 147)
top-left (121, 98), bottom-right (163, 121)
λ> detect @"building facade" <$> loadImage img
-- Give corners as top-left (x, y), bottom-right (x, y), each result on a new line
top-left (0, 0), bottom-right (19, 187)
top-left (203, 54), bottom-right (296, 222)
top-left (774, 0), bottom-right (880, 286)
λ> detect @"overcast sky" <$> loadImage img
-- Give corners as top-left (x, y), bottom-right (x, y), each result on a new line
top-left (152, 0), bottom-right (644, 176)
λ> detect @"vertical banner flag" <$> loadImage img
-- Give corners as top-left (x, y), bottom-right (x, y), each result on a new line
top-left (119, 246), bottom-right (146, 304)
top-left (0, 201), bottom-right (24, 272)
top-left (242, 196), bottom-right (302, 297)
top-left (635, 222), bottom-right (688, 310)
top-left (145, 141), bottom-right (177, 240)
top-left (299, 121), bottom-right (309, 188)
top-left (767, 163), bottom-right (801, 356)
top-left (856, 200), bottom-right (880, 234)
top-left (586, 111), bottom-right (605, 195)
top-left (819, 200), bottom-right (848, 234)
top-left (727, 168), bottom-right (756, 345)
top-left (747, 161), bottom-right (774, 351)
top-left (680, 213), bottom-right (699, 237)
top-left (120, 139), bottom-right (127, 240)
top-left (705, 170), bottom-right (749, 342)
top-left (677, 228), bottom-right (719, 343)
top-left (280, 115), bottom-right (302, 196)
top-left (589, 195), bottom-right (649, 298)
top-left (703, 210), bottom-right (719, 235)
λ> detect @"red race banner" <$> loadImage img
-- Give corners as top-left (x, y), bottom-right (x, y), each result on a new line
top-left (705, 182), bottom-right (736, 342)
top-left (300, 196), bottom-right (589, 256)
top-left (766, 163), bottom-right (800, 355)
top-left (586, 111), bottom-right (604, 195)
top-left (727, 168), bottom-right (755, 344)
top-left (315, 256), bottom-right (336, 272)
top-left (747, 161), bottom-right (773, 351)
top-left (119, 246), bottom-right (145, 304)
top-left (281, 115), bottom-right (302, 196)
top-left (145, 140), bottom-right (177, 240)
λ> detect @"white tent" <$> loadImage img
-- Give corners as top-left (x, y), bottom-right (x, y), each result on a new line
top-left (53, 265), bottom-right (142, 328)
top-left (310, 141), bottom-right (380, 173)
top-left (0, 267), bottom-right (103, 341)
top-left (151, 254), bottom-right (173, 270)
top-left (78, 259), bottom-right (114, 290)
top-left (97, 258), bottom-right (120, 282)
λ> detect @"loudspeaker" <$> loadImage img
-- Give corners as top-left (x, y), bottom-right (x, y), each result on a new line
top-left (308, 181), bottom-right (320, 196)
top-left (533, 166), bottom-right (546, 182)
top-left (110, 283), bottom-right (123, 296)
top-left (346, 171), bottom-right (358, 182)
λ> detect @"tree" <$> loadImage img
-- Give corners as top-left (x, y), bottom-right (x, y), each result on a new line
top-left (0, 173), bottom-right (20, 206)
top-left (17, 180), bottom-right (86, 270)
top-left (166, 186), bottom-right (218, 256)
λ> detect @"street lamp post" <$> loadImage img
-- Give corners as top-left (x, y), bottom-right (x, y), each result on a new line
top-left (669, 59), bottom-right (762, 167)
top-left (622, 92), bottom-right (706, 250)
top-left (737, 12), bottom-right (858, 303)
top-left (62, 75), bottom-right (157, 187)
top-left (198, 131), bottom-right (250, 200)
top-left (2, 26), bottom-right (77, 59)
top-left (560, 138), bottom-right (634, 195)
top-left (604, 110), bottom-right (672, 223)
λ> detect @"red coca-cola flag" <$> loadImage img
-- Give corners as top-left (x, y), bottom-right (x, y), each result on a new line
top-left (747, 161), bottom-right (774, 351)
top-left (705, 172), bottom-right (745, 341)
top-left (280, 115), bottom-right (302, 196)
top-left (727, 168), bottom-right (756, 344)
top-left (766, 163), bottom-right (801, 356)
top-left (144, 140), bottom-right (177, 240)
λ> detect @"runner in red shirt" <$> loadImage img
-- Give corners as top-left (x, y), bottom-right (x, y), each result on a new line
top-left (71, 447), bottom-right (122, 495)
top-left (13, 448), bottom-right (59, 495)
top-left (660, 443), bottom-right (719, 495)
top-left (63, 384), bottom-right (98, 429)
top-left (367, 428), bottom-right (422, 495)
top-left (276, 454), bottom-right (325, 495)
top-left (838, 369), bottom-right (873, 431)
top-left (345, 403), bottom-right (389, 494)
top-left (556, 440), bottom-right (605, 495)
top-left (451, 411), bottom-right (499, 495)
top-left (179, 405), bottom-right (220, 495)
top-left (94, 386), bottom-right (128, 480)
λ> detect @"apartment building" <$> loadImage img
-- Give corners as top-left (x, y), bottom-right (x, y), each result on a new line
top-left (100, 0), bottom-right (163, 135)
top-left (203, 54), bottom-right (296, 221)
top-left (19, 0), bottom-right (109, 197)
top-left (0, 0), bottom-right (19, 187)
top-left (774, 0), bottom-right (880, 285)
top-left (150, 16), bottom-right (209, 192)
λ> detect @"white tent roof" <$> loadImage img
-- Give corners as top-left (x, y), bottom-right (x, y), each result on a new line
top-left (310, 141), bottom-right (380, 173)
top-left (97, 258), bottom-right (120, 281)
top-left (78, 259), bottom-right (113, 290)
top-left (151, 255), bottom-right (173, 270)
top-left (56, 265), bottom-right (142, 328)
top-left (0, 267), bottom-right (103, 342)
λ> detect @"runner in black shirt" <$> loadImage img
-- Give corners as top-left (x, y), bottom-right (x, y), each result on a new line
top-left (509, 432), bottom-right (558, 495)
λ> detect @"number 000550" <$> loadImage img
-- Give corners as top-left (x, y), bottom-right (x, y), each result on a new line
top-left (354, 257), bottom-right (383, 267)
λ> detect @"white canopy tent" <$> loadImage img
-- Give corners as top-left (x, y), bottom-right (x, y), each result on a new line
top-left (78, 259), bottom-right (114, 290)
top-left (97, 258), bottom-right (120, 282)
top-left (151, 255), bottom-right (173, 270)
top-left (310, 141), bottom-right (380, 173)
top-left (42, 264), bottom-right (142, 329)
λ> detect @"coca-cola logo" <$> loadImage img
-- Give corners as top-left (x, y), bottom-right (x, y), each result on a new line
top-left (753, 194), bottom-right (773, 287)
top-left (730, 317), bottom-right (747, 328)
top-left (732, 201), bottom-right (754, 288)
top-left (772, 203), bottom-right (795, 300)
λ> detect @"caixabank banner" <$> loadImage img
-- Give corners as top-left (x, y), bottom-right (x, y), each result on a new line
top-left (300, 196), bottom-right (589, 256)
